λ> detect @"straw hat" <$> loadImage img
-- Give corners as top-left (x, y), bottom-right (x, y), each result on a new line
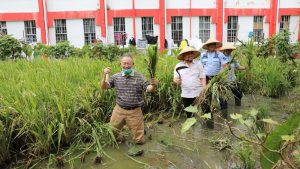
top-left (177, 46), bottom-right (200, 60)
top-left (219, 43), bottom-right (236, 51)
top-left (202, 38), bottom-right (222, 50)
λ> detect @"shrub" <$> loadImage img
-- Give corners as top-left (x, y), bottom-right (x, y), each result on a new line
top-left (46, 41), bottom-right (76, 59)
top-left (0, 35), bottom-right (21, 60)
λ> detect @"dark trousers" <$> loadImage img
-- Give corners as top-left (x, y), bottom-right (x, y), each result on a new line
top-left (182, 97), bottom-right (196, 118)
top-left (220, 82), bottom-right (243, 109)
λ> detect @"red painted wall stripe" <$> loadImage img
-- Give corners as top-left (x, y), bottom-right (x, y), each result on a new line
top-left (99, 0), bottom-right (106, 38)
top-left (132, 0), bottom-right (136, 39)
top-left (38, 0), bottom-right (46, 44)
top-left (0, 13), bottom-right (38, 21)
top-left (216, 0), bottom-right (223, 42)
top-left (159, 0), bottom-right (165, 52)
top-left (166, 9), bottom-right (217, 24)
top-left (107, 9), bottom-right (160, 25)
top-left (47, 11), bottom-right (98, 27)
top-left (278, 8), bottom-right (300, 22)
top-left (269, 0), bottom-right (278, 37)
top-left (224, 8), bottom-right (270, 23)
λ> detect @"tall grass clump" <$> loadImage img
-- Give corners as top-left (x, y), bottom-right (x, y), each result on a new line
top-left (0, 58), bottom-right (119, 166)
top-left (237, 57), bottom-right (295, 97)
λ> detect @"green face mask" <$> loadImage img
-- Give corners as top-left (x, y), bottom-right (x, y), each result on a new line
top-left (123, 68), bottom-right (133, 75)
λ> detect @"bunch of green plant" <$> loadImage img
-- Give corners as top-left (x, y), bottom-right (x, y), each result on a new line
top-left (146, 44), bottom-right (158, 78)
top-left (46, 41), bottom-right (76, 59)
top-left (89, 43), bottom-right (129, 61)
top-left (274, 31), bottom-right (294, 63)
top-left (0, 35), bottom-right (21, 60)
top-left (223, 109), bottom-right (300, 169)
top-left (21, 42), bottom-right (33, 59)
top-left (196, 68), bottom-right (234, 111)
top-left (33, 43), bottom-right (48, 59)
top-left (238, 37), bottom-right (257, 69)
top-left (233, 145), bottom-right (256, 169)
top-left (256, 36), bottom-right (276, 58)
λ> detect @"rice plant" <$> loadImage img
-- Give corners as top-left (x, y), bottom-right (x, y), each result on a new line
top-left (146, 45), bottom-right (158, 78)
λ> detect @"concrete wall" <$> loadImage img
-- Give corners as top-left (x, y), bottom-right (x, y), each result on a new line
top-left (6, 21), bottom-right (25, 40)
top-left (47, 0), bottom-right (99, 12)
top-left (289, 16), bottom-right (299, 42)
top-left (238, 16), bottom-right (254, 42)
top-left (135, 0), bottom-right (159, 9)
top-left (224, 0), bottom-right (270, 8)
top-left (280, 0), bottom-right (300, 8)
top-left (66, 19), bottom-right (85, 47)
top-left (107, 25), bottom-right (114, 44)
top-left (107, 0), bottom-right (132, 10)
top-left (191, 0), bottom-right (216, 9)
top-left (0, 0), bottom-right (38, 13)
top-left (182, 17), bottom-right (190, 40)
top-left (167, 0), bottom-right (190, 9)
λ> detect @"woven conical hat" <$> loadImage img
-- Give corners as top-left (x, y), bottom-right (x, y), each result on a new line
top-left (202, 38), bottom-right (222, 50)
top-left (177, 46), bottom-right (200, 60)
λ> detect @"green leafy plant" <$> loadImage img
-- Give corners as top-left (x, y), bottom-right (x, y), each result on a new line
top-left (146, 44), bottom-right (158, 78)
top-left (0, 35), bottom-right (21, 60)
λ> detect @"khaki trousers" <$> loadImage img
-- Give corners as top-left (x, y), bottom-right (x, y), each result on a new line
top-left (110, 104), bottom-right (144, 144)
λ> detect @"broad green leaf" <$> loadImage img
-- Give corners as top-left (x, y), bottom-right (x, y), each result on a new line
top-left (181, 117), bottom-right (197, 134)
top-left (230, 113), bottom-right (243, 120)
top-left (184, 106), bottom-right (198, 113)
top-left (257, 133), bottom-right (266, 139)
top-left (281, 135), bottom-right (295, 142)
top-left (262, 118), bottom-right (279, 125)
top-left (250, 109), bottom-right (258, 117)
top-left (241, 119), bottom-right (253, 127)
top-left (201, 113), bottom-right (211, 119)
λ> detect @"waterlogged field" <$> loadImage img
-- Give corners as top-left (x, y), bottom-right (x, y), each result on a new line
top-left (0, 56), bottom-right (299, 169)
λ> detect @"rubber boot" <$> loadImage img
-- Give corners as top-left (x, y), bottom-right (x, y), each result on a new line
top-left (221, 109), bottom-right (228, 119)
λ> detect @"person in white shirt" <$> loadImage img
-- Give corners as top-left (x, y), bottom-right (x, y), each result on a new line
top-left (173, 46), bottom-right (206, 118)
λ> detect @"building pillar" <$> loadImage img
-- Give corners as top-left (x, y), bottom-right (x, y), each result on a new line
top-left (216, 0), bottom-right (223, 42)
top-left (99, 0), bottom-right (106, 39)
top-left (159, 0), bottom-right (165, 52)
top-left (38, 0), bottom-right (47, 44)
top-left (269, 0), bottom-right (279, 37)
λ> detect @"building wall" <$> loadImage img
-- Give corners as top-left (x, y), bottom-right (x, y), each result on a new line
top-left (238, 16), bottom-right (254, 42)
top-left (0, 0), bottom-right (299, 48)
top-left (0, 0), bottom-right (39, 13)
top-left (167, 0), bottom-right (190, 9)
top-left (289, 16), bottom-right (300, 42)
top-left (47, 0), bottom-right (100, 12)
top-left (6, 21), bottom-right (25, 40)
top-left (280, 0), bottom-right (300, 8)
top-left (107, 0), bottom-right (132, 10)
top-left (66, 19), bottom-right (85, 48)
top-left (191, 0), bottom-right (216, 9)
top-left (135, 0), bottom-right (159, 9)
top-left (224, 0), bottom-right (270, 8)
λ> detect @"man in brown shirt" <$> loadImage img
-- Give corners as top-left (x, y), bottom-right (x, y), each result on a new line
top-left (101, 54), bottom-right (157, 144)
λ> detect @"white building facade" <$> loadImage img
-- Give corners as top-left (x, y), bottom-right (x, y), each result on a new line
top-left (0, 0), bottom-right (299, 51)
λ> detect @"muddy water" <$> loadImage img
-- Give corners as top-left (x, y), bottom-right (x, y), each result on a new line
top-left (33, 94), bottom-right (294, 169)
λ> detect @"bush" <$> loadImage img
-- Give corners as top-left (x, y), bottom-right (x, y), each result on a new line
top-left (89, 43), bottom-right (129, 61)
top-left (46, 41), bottom-right (76, 59)
top-left (0, 35), bottom-right (21, 60)
top-left (237, 57), bottom-right (294, 97)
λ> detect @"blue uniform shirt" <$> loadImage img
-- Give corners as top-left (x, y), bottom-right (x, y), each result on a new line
top-left (224, 55), bottom-right (240, 81)
top-left (200, 51), bottom-right (227, 76)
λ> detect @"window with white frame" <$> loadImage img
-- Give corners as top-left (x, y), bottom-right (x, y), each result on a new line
top-left (171, 16), bottom-right (183, 46)
top-left (142, 17), bottom-right (154, 39)
top-left (55, 19), bottom-right (67, 42)
top-left (24, 20), bottom-right (37, 43)
top-left (0, 21), bottom-right (7, 35)
top-left (227, 16), bottom-right (238, 42)
top-left (199, 16), bottom-right (210, 43)
top-left (113, 17), bottom-right (126, 45)
top-left (253, 16), bottom-right (264, 42)
top-left (279, 16), bottom-right (290, 32)
top-left (83, 18), bottom-right (96, 44)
